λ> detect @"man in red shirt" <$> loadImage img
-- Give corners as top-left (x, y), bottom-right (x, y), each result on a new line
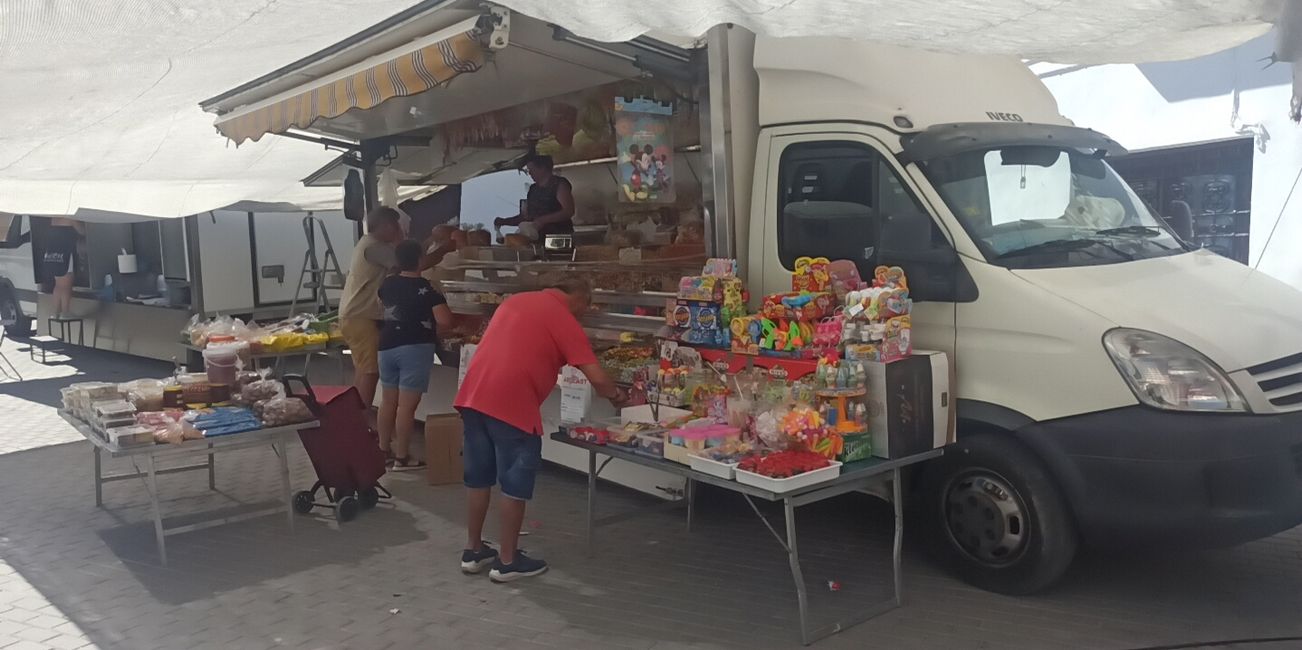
top-left (454, 278), bottom-right (624, 582)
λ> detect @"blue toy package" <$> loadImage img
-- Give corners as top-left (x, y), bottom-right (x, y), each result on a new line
top-left (187, 406), bottom-right (262, 437)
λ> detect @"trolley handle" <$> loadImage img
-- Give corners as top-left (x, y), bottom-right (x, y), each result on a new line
top-left (280, 374), bottom-right (322, 413)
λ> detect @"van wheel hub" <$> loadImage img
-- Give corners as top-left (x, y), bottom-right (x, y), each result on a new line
top-left (944, 471), bottom-right (1029, 567)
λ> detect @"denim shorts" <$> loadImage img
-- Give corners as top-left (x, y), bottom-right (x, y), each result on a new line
top-left (378, 343), bottom-right (435, 392)
top-left (460, 408), bottom-right (542, 501)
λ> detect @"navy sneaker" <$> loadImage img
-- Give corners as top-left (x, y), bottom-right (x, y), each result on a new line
top-left (489, 552), bottom-right (548, 583)
top-left (460, 542), bottom-right (499, 574)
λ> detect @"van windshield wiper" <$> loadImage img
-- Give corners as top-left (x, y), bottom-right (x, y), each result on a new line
top-left (1095, 225), bottom-right (1162, 237)
top-left (995, 238), bottom-right (1107, 260)
top-left (1095, 225), bottom-right (1180, 250)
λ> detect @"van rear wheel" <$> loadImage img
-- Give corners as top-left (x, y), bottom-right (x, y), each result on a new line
top-left (0, 285), bottom-right (30, 336)
top-left (920, 433), bottom-right (1077, 595)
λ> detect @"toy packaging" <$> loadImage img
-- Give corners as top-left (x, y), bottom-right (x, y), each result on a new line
top-left (791, 256), bottom-right (831, 293)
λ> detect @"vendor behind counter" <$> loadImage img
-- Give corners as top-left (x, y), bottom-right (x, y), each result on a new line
top-left (494, 154), bottom-right (574, 241)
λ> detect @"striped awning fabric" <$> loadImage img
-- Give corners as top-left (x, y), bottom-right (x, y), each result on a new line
top-left (216, 28), bottom-right (487, 145)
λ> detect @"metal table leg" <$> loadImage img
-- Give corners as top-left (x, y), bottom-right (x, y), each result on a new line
top-left (144, 454), bottom-right (167, 566)
top-left (892, 467), bottom-right (904, 606)
top-left (275, 436), bottom-right (294, 530)
top-left (586, 450), bottom-right (597, 556)
top-left (207, 443), bottom-right (216, 491)
top-left (784, 498), bottom-right (812, 645)
top-left (685, 477), bottom-right (696, 533)
top-left (93, 446), bottom-right (103, 507)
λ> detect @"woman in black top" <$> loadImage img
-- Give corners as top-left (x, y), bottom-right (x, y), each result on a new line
top-left (494, 154), bottom-right (575, 239)
top-left (377, 240), bottom-right (455, 469)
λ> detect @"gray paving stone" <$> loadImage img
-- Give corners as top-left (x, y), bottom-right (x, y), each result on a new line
top-left (2, 340), bottom-right (1302, 649)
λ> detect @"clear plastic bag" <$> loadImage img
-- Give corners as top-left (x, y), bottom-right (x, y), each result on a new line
top-left (257, 397), bottom-right (313, 427)
top-left (239, 372), bottom-right (283, 403)
top-left (120, 378), bottom-right (167, 412)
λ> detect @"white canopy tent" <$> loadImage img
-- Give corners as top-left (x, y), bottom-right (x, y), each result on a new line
top-left (0, 0), bottom-right (1296, 219)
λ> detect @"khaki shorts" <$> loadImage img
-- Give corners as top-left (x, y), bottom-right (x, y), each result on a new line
top-left (340, 318), bottom-right (381, 374)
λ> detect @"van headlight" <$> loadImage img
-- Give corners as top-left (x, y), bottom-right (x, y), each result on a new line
top-left (1103, 329), bottom-right (1247, 412)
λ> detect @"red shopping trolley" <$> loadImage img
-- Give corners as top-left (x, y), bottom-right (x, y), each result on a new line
top-left (282, 375), bottom-right (391, 523)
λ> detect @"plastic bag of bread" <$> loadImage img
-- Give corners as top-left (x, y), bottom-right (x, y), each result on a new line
top-left (258, 397), bottom-right (314, 427)
top-left (240, 376), bottom-right (283, 403)
top-left (121, 379), bottom-right (167, 412)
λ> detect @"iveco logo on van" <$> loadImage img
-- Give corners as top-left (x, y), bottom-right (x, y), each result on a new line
top-left (986, 111), bottom-right (1024, 122)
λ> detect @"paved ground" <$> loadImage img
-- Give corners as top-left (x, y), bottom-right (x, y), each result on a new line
top-left (2, 336), bottom-right (1302, 649)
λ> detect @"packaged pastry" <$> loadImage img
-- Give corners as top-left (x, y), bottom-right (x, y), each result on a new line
top-left (240, 378), bottom-right (283, 403)
top-left (255, 398), bottom-right (314, 427)
top-left (105, 424), bottom-right (154, 447)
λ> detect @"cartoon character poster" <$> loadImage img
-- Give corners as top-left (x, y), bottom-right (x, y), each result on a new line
top-left (615, 97), bottom-right (674, 203)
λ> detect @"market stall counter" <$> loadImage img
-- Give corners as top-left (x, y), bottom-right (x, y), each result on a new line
top-left (552, 432), bottom-right (940, 646)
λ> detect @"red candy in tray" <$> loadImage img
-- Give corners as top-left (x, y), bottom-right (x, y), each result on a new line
top-left (737, 450), bottom-right (831, 479)
top-left (568, 425), bottom-right (609, 445)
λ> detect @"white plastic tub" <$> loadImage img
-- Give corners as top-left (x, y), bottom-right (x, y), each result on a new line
top-left (735, 461), bottom-right (842, 493)
top-left (689, 454), bottom-right (739, 479)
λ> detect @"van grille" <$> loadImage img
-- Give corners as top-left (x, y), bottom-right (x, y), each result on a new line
top-left (1246, 352), bottom-right (1302, 412)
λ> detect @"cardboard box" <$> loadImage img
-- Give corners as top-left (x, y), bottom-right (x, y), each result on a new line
top-left (424, 414), bottom-right (464, 485)
top-left (863, 351), bottom-right (953, 459)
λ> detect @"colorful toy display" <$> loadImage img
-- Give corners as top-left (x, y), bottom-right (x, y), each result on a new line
top-left (842, 265), bottom-right (913, 363)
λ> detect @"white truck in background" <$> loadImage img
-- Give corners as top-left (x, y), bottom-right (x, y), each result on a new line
top-left (0, 213), bottom-right (36, 335)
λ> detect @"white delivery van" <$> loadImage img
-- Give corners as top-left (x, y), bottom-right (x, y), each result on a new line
top-left (0, 213), bottom-right (36, 334)
top-left (734, 34), bottom-right (1302, 593)
top-left (201, 5), bottom-right (1302, 595)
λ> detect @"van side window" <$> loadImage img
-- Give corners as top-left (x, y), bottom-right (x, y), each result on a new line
top-left (777, 140), bottom-right (949, 286)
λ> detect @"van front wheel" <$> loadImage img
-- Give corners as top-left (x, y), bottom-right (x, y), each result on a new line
top-left (921, 433), bottom-right (1077, 595)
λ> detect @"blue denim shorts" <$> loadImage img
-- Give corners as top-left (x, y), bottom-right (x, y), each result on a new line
top-left (378, 343), bottom-right (435, 392)
top-left (460, 408), bottom-right (542, 501)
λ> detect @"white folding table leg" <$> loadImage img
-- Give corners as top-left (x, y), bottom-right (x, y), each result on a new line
top-left (275, 437), bottom-right (294, 531)
top-left (144, 454), bottom-right (167, 566)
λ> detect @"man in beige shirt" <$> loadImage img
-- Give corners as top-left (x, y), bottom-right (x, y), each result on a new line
top-left (338, 208), bottom-right (404, 407)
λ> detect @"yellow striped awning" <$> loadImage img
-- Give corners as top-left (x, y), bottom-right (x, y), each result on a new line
top-left (216, 27), bottom-right (488, 145)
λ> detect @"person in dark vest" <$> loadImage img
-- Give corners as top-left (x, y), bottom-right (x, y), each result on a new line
top-left (494, 154), bottom-right (575, 240)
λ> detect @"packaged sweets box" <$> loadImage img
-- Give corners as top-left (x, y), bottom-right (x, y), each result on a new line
top-left (862, 351), bottom-right (954, 458)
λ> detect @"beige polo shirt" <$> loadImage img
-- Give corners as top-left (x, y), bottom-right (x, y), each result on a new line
top-left (338, 234), bottom-right (394, 321)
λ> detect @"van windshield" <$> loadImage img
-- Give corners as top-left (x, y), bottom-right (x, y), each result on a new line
top-left (921, 146), bottom-right (1187, 269)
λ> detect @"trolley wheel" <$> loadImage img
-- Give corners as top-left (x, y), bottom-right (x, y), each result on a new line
top-left (336, 496), bottom-right (360, 523)
top-left (360, 487), bottom-right (380, 510)
top-left (292, 491), bottom-right (314, 514)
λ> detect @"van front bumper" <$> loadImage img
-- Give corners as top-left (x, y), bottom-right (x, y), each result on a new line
top-left (1016, 406), bottom-right (1302, 547)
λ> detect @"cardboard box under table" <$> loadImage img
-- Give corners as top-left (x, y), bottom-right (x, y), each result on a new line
top-left (425, 413), bottom-right (464, 486)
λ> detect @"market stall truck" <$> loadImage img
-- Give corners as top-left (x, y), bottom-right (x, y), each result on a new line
top-left (712, 30), bottom-right (1302, 594)
top-left (200, 3), bottom-right (1302, 595)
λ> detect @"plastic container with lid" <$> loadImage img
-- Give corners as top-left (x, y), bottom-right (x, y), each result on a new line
top-left (665, 424), bottom-right (741, 464)
top-left (203, 342), bottom-right (245, 386)
top-left (106, 424), bottom-right (155, 447)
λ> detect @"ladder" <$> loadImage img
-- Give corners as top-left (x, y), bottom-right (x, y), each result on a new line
top-left (289, 214), bottom-right (346, 315)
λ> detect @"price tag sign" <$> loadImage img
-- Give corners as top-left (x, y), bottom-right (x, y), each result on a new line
top-left (559, 365), bottom-right (593, 424)
top-left (457, 344), bottom-right (478, 388)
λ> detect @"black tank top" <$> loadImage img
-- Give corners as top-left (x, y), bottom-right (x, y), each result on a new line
top-left (525, 176), bottom-right (574, 237)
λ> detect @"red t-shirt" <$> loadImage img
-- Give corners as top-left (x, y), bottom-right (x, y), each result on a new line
top-left (454, 289), bottom-right (597, 434)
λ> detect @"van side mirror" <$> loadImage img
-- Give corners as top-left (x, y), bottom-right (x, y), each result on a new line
top-left (878, 211), bottom-right (975, 303)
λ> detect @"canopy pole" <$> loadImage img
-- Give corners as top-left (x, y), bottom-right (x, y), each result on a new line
top-left (361, 140), bottom-right (385, 218)
top-left (702, 25), bottom-right (735, 259)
